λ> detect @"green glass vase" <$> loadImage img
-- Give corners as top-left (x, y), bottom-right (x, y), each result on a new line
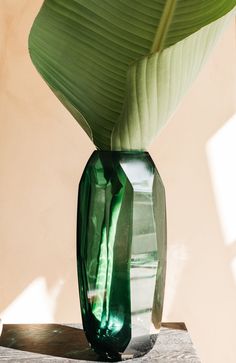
top-left (77, 151), bottom-right (166, 360)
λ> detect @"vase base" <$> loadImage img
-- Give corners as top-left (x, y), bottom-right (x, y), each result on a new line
top-left (92, 333), bottom-right (157, 361)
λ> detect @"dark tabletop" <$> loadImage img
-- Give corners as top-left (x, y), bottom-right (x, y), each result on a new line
top-left (0, 323), bottom-right (201, 362)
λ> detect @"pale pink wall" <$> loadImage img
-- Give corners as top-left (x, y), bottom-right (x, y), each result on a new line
top-left (151, 18), bottom-right (236, 363)
top-left (0, 2), bottom-right (236, 363)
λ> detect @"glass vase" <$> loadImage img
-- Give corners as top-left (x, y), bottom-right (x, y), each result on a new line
top-left (77, 151), bottom-right (167, 361)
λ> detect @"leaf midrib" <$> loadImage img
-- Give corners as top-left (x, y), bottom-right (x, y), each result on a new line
top-left (151, 0), bottom-right (177, 53)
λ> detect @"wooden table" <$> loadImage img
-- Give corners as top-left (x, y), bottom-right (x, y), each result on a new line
top-left (0, 323), bottom-right (201, 362)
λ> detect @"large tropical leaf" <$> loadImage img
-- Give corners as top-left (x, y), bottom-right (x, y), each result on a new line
top-left (29, 0), bottom-right (236, 150)
top-left (111, 10), bottom-right (235, 149)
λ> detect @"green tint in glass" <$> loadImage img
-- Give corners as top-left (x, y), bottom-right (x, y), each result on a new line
top-left (77, 151), bottom-right (166, 360)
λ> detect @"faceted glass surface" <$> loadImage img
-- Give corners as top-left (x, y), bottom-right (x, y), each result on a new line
top-left (77, 151), bottom-right (166, 360)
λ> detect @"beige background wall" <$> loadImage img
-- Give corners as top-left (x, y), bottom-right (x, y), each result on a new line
top-left (0, 2), bottom-right (236, 362)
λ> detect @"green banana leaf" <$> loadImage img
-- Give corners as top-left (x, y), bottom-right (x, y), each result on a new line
top-left (29, 0), bottom-right (236, 150)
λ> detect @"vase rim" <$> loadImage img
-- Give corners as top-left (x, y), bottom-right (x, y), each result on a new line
top-left (95, 150), bottom-right (148, 154)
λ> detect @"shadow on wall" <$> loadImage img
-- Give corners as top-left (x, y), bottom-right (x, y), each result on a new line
top-left (0, 2), bottom-right (236, 363)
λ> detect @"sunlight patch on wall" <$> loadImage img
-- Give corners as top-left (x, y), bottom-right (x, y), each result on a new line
top-left (206, 113), bottom-right (236, 246)
top-left (0, 277), bottom-right (64, 323)
top-left (231, 257), bottom-right (236, 284)
top-left (163, 242), bottom-right (188, 319)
